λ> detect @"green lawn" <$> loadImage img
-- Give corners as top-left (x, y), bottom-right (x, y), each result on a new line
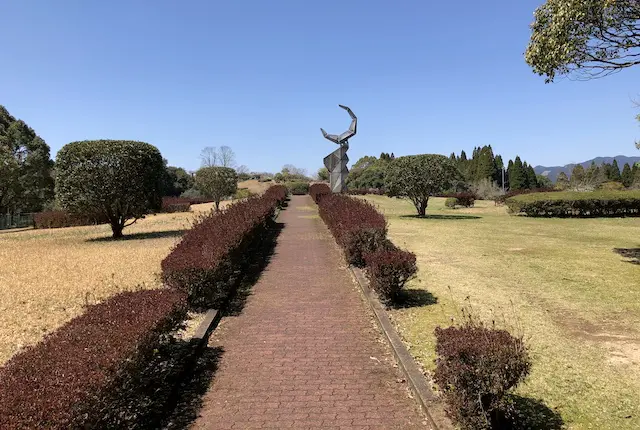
top-left (364, 195), bottom-right (640, 429)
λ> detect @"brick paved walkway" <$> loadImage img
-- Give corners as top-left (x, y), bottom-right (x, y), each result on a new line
top-left (193, 196), bottom-right (428, 429)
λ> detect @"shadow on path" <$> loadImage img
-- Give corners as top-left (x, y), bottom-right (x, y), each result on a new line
top-left (389, 288), bottom-right (438, 309)
top-left (505, 395), bottom-right (564, 430)
top-left (87, 229), bottom-right (188, 242)
top-left (401, 214), bottom-right (481, 220)
top-left (614, 247), bottom-right (640, 265)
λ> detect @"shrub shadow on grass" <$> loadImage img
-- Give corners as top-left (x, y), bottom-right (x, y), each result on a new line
top-left (400, 214), bottom-right (481, 220)
top-left (505, 394), bottom-right (564, 430)
top-left (223, 221), bottom-right (284, 317)
top-left (390, 289), bottom-right (438, 309)
top-left (87, 229), bottom-right (188, 242)
top-left (614, 247), bottom-right (640, 265)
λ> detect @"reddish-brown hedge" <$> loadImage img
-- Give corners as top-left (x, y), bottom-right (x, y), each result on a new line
top-left (364, 246), bottom-right (417, 303)
top-left (161, 185), bottom-right (287, 309)
top-left (161, 197), bottom-right (192, 213)
top-left (33, 210), bottom-right (110, 229)
top-left (434, 323), bottom-right (531, 429)
top-left (317, 194), bottom-right (387, 267)
top-left (0, 289), bottom-right (187, 429)
top-left (309, 183), bottom-right (331, 203)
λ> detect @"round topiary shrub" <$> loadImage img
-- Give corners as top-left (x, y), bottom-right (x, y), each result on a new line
top-left (445, 198), bottom-right (457, 208)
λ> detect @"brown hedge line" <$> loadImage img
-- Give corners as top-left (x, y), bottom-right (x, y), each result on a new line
top-left (33, 210), bottom-right (110, 229)
top-left (363, 247), bottom-right (417, 303)
top-left (0, 289), bottom-right (187, 429)
top-left (309, 183), bottom-right (331, 203)
top-left (317, 194), bottom-right (388, 267)
top-left (161, 185), bottom-right (287, 309)
top-left (161, 197), bottom-right (192, 213)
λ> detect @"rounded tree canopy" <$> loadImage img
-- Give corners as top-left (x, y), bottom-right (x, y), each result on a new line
top-left (195, 166), bottom-right (238, 209)
top-left (55, 140), bottom-right (164, 236)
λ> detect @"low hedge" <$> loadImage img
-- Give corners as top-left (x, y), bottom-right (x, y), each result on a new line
top-left (434, 322), bottom-right (531, 429)
top-left (33, 210), bottom-right (110, 229)
top-left (0, 289), bottom-right (187, 429)
top-left (494, 187), bottom-right (558, 205)
top-left (161, 185), bottom-right (287, 309)
top-left (317, 194), bottom-right (388, 267)
top-left (161, 197), bottom-right (192, 213)
top-left (364, 246), bottom-right (417, 303)
top-left (286, 181), bottom-right (310, 195)
top-left (505, 190), bottom-right (640, 217)
top-left (309, 183), bottom-right (331, 203)
top-left (442, 192), bottom-right (475, 208)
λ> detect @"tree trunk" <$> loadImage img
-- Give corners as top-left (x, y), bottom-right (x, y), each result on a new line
top-left (111, 221), bottom-right (124, 238)
top-left (417, 197), bottom-right (428, 217)
top-left (215, 200), bottom-right (220, 212)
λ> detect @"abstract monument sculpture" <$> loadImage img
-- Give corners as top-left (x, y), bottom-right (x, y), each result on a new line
top-left (320, 105), bottom-right (357, 193)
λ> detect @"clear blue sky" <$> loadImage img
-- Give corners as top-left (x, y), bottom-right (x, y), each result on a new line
top-left (1, 0), bottom-right (639, 174)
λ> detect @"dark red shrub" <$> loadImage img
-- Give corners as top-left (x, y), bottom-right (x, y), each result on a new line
top-left (434, 322), bottom-right (531, 429)
top-left (162, 186), bottom-right (286, 309)
top-left (0, 289), bottom-right (187, 429)
top-left (33, 210), bottom-right (109, 229)
top-left (317, 194), bottom-right (387, 267)
top-left (364, 246), bottom-right (417, 303)
top-left (309, 183), bottom-right (331, 203)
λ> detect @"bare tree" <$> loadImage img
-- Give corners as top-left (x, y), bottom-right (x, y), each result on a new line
top-left (282, 164), bottom-right (307, 177)
top-left (236, 164), bottom-right (250, 175)
top-left (200, 146), bottom-right (236, 168)
top-left (200, 147), bottom-right (219, 168)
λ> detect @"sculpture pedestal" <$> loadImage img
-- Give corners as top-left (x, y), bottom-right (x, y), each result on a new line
top-left (323, 146), bottom-right (349, 193)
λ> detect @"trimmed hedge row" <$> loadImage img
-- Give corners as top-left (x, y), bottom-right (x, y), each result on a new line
top-left (161, 196), bottom-right (192, 213)
top-left (314, 193), bottom-right (417, 303)
top-left (0, 289), bottom-right (187, 429)
top-left (505, 190), bottom-right (640, 217)
top-left (286, 181), bottom-right (310, 195)
top-left (494, 187), bottom-right (557, 205)
top-left (310, 183), bottom-right (331, 203)
top-left (435, 322), bottom-right (531, 429)
top-left (33, 210), bottom-right (110, 229)
top-left (161, 185), bottom-right (287, 309)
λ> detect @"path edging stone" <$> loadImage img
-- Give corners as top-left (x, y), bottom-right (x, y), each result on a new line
top-left (350, 266), bottom-right (447, 430)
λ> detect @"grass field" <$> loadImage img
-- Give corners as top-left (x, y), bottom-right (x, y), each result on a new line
top-left (0, 202), bottom-right (227, 365)
top-left (363, 195), bottom-right (640, 429)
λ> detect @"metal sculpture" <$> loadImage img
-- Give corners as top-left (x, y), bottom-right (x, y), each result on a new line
top-left (320, 105), bottom-right (357, 193)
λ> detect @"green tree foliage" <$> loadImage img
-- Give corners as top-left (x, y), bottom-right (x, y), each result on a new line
top-left (621, 162), bottom-right (634, 187)
top-left (195, 166), bottom-right (238, 211)
top-left (385, 154), bottom-right (461, 216)
top-left (537, 174), bottom-right (553, 188)
top-left (609, 159), bottom-right (622, 182)
top-left (524, 162), bottom-right (538, 189)
top-left (508, 156), bottom-right (528, 190)
top-left (347, 155), bottom-right (389, 190)
top-left (526, 0), bottom-right (640, 82)
top-left (570, 164), bottom-right (586, 189)
top-left (273, 165), bottom-right (308, 183)
top-left (556, 171), bottom-right (570, 189)
top-left (55, 140), bottom-right (164, 238)
top-left (162, 163), bottom-right (194, 197)
top-left (317, 167), bottom-right (329, 181)
top-left (0, 105), bottom-right (54, 214)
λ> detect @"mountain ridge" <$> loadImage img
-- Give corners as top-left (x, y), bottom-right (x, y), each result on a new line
top-left (534, 155), bottom-right (640, 182)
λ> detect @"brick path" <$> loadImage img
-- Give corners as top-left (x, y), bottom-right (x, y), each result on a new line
top-left (193, 196), bottom-right (428, 429)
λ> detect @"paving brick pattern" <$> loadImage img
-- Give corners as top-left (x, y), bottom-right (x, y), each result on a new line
top-left (193, 196), bottom-right (428, 429)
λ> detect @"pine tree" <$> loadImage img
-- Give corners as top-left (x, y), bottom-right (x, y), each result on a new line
top-left (556, 171), bottom-right (570, 189)
top-left (621, 163), bottom-right (633, 187)
top-left (475, 146), bottom-right (497, 182)
top-left (460, 150), bottom-right (467, 162)
top-left (570, 164), bottom-right (586, 189)
top-left (509, 156), bottom-right (527, 190)
top-left (526, 164), bottom-right (538, 189)
top-left (609, 159), bottom-right (622, 182)
top-left (494, 155), bottom-right (504, 187)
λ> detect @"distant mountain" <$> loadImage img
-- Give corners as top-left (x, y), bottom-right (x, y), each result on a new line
top-left (534, 155), bottom-right (640, 182)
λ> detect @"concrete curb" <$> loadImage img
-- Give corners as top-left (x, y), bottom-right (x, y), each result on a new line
top-left (191, 309), bottom-right (222, 350)
top-left (350, 266), bottom-right (450, 430)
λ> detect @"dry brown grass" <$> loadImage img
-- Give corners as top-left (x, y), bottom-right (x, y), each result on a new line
top-left (0, 203), bottom-right (217, 365)
top-left (364, 195), bottom-right (640, 429)
top-left (237, 179), bottom-right (272, 195)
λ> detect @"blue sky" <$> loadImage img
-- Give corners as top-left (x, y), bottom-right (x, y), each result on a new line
top-left (1, 0), bottom-right (639, 175)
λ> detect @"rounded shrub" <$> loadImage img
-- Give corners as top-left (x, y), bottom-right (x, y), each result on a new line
top-left (445, 198), bottom-right (457, 208)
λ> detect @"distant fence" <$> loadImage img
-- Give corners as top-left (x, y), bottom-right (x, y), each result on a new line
top-left (0, 213), bottom-right (34, 230)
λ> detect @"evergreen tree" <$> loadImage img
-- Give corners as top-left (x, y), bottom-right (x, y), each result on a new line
top-left (632, 163), bottom-right (640, 187)
top-left (525, 164), bottom-right (538, 189)
top-left (494, 155), bottom-right (505, 187)
top-left (475, 146), bottom-right (497, 182)
top-left (570, 164), bottom-right (586, 189)
top-left (460, 150), bottom-right (467, 162)
top-left (584, 161), bottom-right (602, 188)
top-left (505, 159), bottom-right (514, 190)
top-left (556, 171), bottom-right (570, 189)
top-left (621, 163), bottom-right (633, 187)
top-left (508, 156), bottom-right (527, 190)
top-left (609, 159), bottom-right (622, 182)
top-left (449, 152), bottom-right (457, 163)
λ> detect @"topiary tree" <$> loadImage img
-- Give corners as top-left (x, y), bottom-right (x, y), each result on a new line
top-left (55, 140), bottom-right (164, 238)
top-left (385, 154), bottom-right (461, 216)
top-left (195, 166), bottom-right (238, 211)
